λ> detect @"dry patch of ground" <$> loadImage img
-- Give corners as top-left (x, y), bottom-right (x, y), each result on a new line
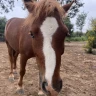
top-left (0, 42), bottom-right (96, 96)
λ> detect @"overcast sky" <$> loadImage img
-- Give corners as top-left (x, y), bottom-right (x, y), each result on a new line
top-left (71, 0), bottom-right (96, 32)
top-left (1, 0), bottom-right (96, 32)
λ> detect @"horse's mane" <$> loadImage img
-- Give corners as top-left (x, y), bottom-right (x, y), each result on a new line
top-left (24, 0), bottom-right (65, 26)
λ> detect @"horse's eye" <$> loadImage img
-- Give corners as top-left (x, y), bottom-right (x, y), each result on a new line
top-left (29, 31), bottom-right (35, 38)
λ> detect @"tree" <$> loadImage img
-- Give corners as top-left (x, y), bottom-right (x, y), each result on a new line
top-left (90, 18), bottom-right (96, 48)
top-left (0, 0), bottom-right (14, 13)
top-left (57, 0), bottom-right (84, 18)
top-left (90, 18), bottom-right (96, 31)
top-left (85, 18), bottom-right (96, 53)
top-left (0, 17), bottom-right (7, 34)
top-left (76, 12), bottom-right (87, 33)
top-left (0, 16), bottom-right (7, 41)
top-left (63, 17), bottom-right (74, 36)
top-left (0, 0), bottom-right (84, 18)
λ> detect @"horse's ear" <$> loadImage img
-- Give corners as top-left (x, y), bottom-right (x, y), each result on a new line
top-left (23, 0), bottom-right (35, 12)
top-left (63, 0), bottom-right (76, 12)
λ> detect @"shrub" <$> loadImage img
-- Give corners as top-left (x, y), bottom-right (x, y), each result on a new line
top-left (85, 30), bottom-right (96, 53)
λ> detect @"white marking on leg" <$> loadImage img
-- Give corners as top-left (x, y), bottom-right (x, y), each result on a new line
top-left (9, 74), bottom-right (14, 78)
top-left (40, 17), bottom-right (59, 84)
top-left (9, 74), bottom-right (14, 82)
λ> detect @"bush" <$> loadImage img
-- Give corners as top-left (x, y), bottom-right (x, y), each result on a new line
top-left (85, 30), bottom-right (96, 53)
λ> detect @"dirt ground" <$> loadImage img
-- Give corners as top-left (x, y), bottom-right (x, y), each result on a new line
top-left (0, 42), bottom-right (96, 96)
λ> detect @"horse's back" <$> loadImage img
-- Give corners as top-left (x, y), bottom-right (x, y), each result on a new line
top-left (5, 18), bottom-right (25, 52)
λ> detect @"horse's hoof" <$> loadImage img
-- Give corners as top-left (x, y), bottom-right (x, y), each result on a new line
top-left (38, 90), bottom-right (44, 96)
top-left (16, 87), bottom-right (24, 95)
top-left (9, 74), bottom-right (14, 82)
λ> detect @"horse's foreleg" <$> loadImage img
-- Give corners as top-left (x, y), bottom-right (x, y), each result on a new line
top-left (13, 52), bottom-right (18, 74)
top-left (9, 51), bottom-right (18, 80)
top-left (8, 54), bottom-right (15, 82)
top-left (17, 54), bottom-right (27, 94)
top-left (7, 43), bottom-right (15, 82)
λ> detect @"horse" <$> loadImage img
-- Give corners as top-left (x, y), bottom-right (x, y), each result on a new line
top-left (4, 0), bottom-right (75, 96)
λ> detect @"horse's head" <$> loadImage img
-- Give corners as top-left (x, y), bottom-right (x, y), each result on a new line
top-left (23, 0), bottom-right (75, 95)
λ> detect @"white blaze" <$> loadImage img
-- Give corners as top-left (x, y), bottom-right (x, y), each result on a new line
top-left (40, 17), bottom-right (59, 84)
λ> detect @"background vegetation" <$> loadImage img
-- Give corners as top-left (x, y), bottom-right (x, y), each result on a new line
top-left (0, 0), bottom-right (84, 41)
top-left (0, 17), bottom-right (7, 41)
top-left (84, 18), bottom-right (96, 54)
top-left (0, 0), bottom-right (96, 55)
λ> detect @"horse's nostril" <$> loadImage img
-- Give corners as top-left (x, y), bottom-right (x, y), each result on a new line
top-left (52, 80), bottom-right (63, 92)
top-left (42, 81), bottom-right (51, 95)
top-left (42, 81), bottom-right (49, 93)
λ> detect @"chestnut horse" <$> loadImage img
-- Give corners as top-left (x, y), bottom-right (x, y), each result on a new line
top-left (4, 0), bottom-right (75, 96)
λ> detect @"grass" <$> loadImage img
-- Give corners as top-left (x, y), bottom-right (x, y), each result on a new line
top-left (65, 36), bottom-right (87, 42)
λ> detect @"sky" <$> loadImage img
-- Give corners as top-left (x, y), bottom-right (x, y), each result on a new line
top-left (0, 0), bottom-right (96, 33)
top-left (71, 0), bottom-right (96, 32)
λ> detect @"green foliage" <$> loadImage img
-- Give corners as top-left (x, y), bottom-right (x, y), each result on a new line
top-left (76, 12), bottom-right (87, 32)
top-left (66, 36), bottom-right (87, 42)
top-left (84, 18), bottom-right (96, 54)
top-left (72, 31), bottom-right (85, 37)
top-left (0, 17), bottom-right (7, 34)
top-left (90, 18), bottom-right (96, 31)
top-left (57, 0), bottom-right (84, 18)
top-left (63, 17), bottom-right (74, 36)
top-left (85, 30), bottom-right (96, 53)
top-left (86, 30), bottom-right (96, 48)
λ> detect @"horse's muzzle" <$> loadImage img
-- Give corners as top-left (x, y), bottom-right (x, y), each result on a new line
top-left (42, 80), bottom-right (62, 96)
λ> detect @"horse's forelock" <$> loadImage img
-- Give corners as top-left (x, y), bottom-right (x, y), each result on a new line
top-left (24, 0), bottom-right (65, 26)
top-left (35, 0), bottom-right (65, 18)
